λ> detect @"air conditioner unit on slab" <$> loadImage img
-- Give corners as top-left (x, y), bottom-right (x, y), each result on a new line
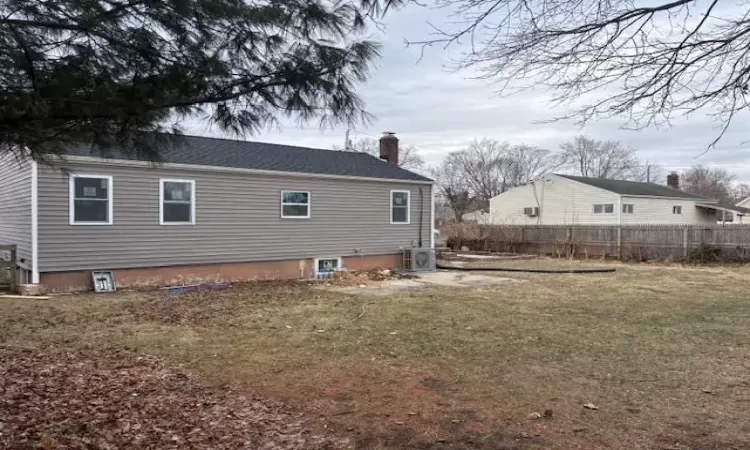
top-left (405, 248), bottom-right (436, 272)
top-left (523, 207), bottom-right (539, 217)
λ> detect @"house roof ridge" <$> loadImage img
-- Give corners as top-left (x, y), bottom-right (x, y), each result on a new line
top-left (60, 133), bottom-right (432, 183)
top-left (552, 173), bottom-right (711, 200)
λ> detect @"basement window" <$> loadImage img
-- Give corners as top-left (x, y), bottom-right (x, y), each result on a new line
top-left (160, 179), bottom-right (195, 225)
top-left (69, 174), bottom-right (113, 225)
top-left (316, 257), bottom-right (341, 274)
top-left (391, 190), bottom-right (411, 224)
top-left (593, 203), bottom-right (614, 214)
top-left (281, 191), bottom-right (310, 218)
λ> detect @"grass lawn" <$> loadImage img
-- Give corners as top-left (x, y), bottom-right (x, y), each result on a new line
top-left (2, 263), bottom-right (750, 449)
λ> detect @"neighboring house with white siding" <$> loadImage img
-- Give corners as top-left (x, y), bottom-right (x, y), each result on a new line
top-left (489, 173), bottom-right (749, 225)
top-left (0, 133), bottom-right (434, 291)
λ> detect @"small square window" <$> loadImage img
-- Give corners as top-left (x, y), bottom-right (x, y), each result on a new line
top-left (673, 205), bottom-right (682, 215)
top-left (622, 204), bottom-right (634, 214)
top-left (281, 191), bottom-right (310, 218)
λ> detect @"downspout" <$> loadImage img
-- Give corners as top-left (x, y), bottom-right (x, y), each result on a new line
top-left (616, 195), bottom-right (622, 259)
top-left (418, 188), bottom-right (424, 247)
top-left (31, 160), bottom-right (39, 284)
top-left (430, 184), bottom-right (435, 249)
top-left (616, 195), bottom-right (622, 225)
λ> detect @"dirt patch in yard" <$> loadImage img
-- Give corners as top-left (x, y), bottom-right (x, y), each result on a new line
top-left (0, 347), bottom-right (346, 450)
top-left (323, 270), bottom-right (521, 296)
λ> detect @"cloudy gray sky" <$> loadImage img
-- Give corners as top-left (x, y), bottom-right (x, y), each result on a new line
top-left (184, 2), bottom-right (750, 182)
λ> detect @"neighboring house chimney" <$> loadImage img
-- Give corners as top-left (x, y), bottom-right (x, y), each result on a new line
top-left (667, 172), bottom-right (680, 190)
top-left (379, 132), bottom-right (399, 165)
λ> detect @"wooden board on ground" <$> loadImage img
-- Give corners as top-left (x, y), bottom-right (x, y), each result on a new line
top-left (0, 294), bottom-right (50, 300)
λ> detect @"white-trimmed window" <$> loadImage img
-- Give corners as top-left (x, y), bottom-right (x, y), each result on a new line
top-left (622, 204), bottom-right (634, 214)
top-left (593, 203), bottom-right (614, 214)
top-left (315, 257), bottom-right (341, 274)
top-left (160, 179), bottom-right (195, 225)
top-left (391, 190), bottom-right (410, 224)
top-left (281, 191), bottom-right (310, 218)
top-left (673, 205), bottom-right (682, 215)
top-left (69, 174), bottom-right (113, 225)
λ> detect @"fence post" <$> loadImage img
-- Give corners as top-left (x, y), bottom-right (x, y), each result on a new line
top-left (682, 227), bottom-right (689, 257)
top-left (617, 226), bottom-right (623, 259)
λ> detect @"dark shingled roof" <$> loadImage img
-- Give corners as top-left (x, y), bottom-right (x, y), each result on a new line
top-left (555, 174), bottom-right (711, 200)
top-left (63, 134), bottom-right (432, 183)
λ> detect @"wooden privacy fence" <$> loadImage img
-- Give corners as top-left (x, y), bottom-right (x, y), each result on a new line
top-left (0, 245), bottom-right (17, 293)
top-left (450, 225), bottom-right (750, 261)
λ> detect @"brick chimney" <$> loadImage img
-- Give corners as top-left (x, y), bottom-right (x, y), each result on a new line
top-left (379, 132), bottom-right (399, 165)
top-left (667, 172), bottom-right (680, 190)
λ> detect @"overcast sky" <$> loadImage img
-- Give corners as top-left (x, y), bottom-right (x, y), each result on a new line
top-left (184, 2), bottom-right (750, 182)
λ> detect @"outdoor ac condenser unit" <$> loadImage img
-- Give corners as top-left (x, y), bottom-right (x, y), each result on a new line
top-left (407, 248), bottom-right (436, 272)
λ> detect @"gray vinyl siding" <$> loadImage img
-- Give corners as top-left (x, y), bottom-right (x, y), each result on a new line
top-left (0, 153), bottom-right (32, 269)
top-left (37, 161), bottom-right (432, 272)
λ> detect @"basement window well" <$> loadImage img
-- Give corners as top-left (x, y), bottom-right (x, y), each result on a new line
top-left (315, 257), bottom-right (341, 276)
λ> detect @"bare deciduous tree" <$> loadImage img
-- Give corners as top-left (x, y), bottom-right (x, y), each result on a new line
top-left (337, 137), bottom-right (426, 171)
top-left (453, 138), bottom-right (554, 202)
top-left (731, 183), bottom-right (750, 204)
top-left (681, 165), bottom-right (736, 202)
top-left (453, 138), bottom-right (508, 202)
top-left (558, 136), bottom-right (641, 180)
top-left (632, 164), bottom-right (665, 184)
top-left (431, 138), bottom-right (555, 219)
top-left (504, 144), bottom-right (556, 187)
top-left (430, 152), bottom-right (474, 220)
top-left (408, 0), bottom-right (749, 145)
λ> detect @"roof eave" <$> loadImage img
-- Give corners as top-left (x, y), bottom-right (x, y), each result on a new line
top-left (696, 203), bottom-right (748, 215)
top-left (47, 155), bottom-right (434, 184)
top-left (552, 174), bottom-right (712, 201)
top-left (620, 194), bottom-right (716, 201)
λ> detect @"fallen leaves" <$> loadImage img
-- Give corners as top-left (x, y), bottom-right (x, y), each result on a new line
top-left (0, 347), bottom-right (345, 450)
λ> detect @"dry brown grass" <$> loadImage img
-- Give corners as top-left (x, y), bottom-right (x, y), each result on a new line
top-left (2, 267), bottom-right (750, 449)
